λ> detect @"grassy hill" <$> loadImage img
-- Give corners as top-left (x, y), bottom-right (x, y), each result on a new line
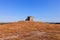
top-left (0, 21), bottom-right (60, 40)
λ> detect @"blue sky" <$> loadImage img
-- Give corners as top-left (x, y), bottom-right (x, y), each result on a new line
top-left (0, 0), bottom-right (60, 22)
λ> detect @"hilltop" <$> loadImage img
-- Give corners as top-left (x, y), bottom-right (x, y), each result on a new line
top-left (0, 16), bottom-right (60, 40)
top-left (0, 21), bottom-right (60, 40)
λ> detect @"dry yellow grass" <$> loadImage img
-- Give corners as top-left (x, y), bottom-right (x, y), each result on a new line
top-left (0, 21), bottom-right (60, 40)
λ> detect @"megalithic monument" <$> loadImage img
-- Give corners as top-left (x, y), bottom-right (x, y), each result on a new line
top-left (25, 16), bottom-right (34, 21)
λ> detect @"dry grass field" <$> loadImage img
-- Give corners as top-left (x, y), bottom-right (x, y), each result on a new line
top-left (0, 21), bottom-right (60, 40)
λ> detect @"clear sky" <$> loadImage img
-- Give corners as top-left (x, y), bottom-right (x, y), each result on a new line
top-left (0, 0), bottom-right (60, 22)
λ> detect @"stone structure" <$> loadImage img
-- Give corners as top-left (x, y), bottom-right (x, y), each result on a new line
top-left (25, 16), bottom-right (34, 21)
